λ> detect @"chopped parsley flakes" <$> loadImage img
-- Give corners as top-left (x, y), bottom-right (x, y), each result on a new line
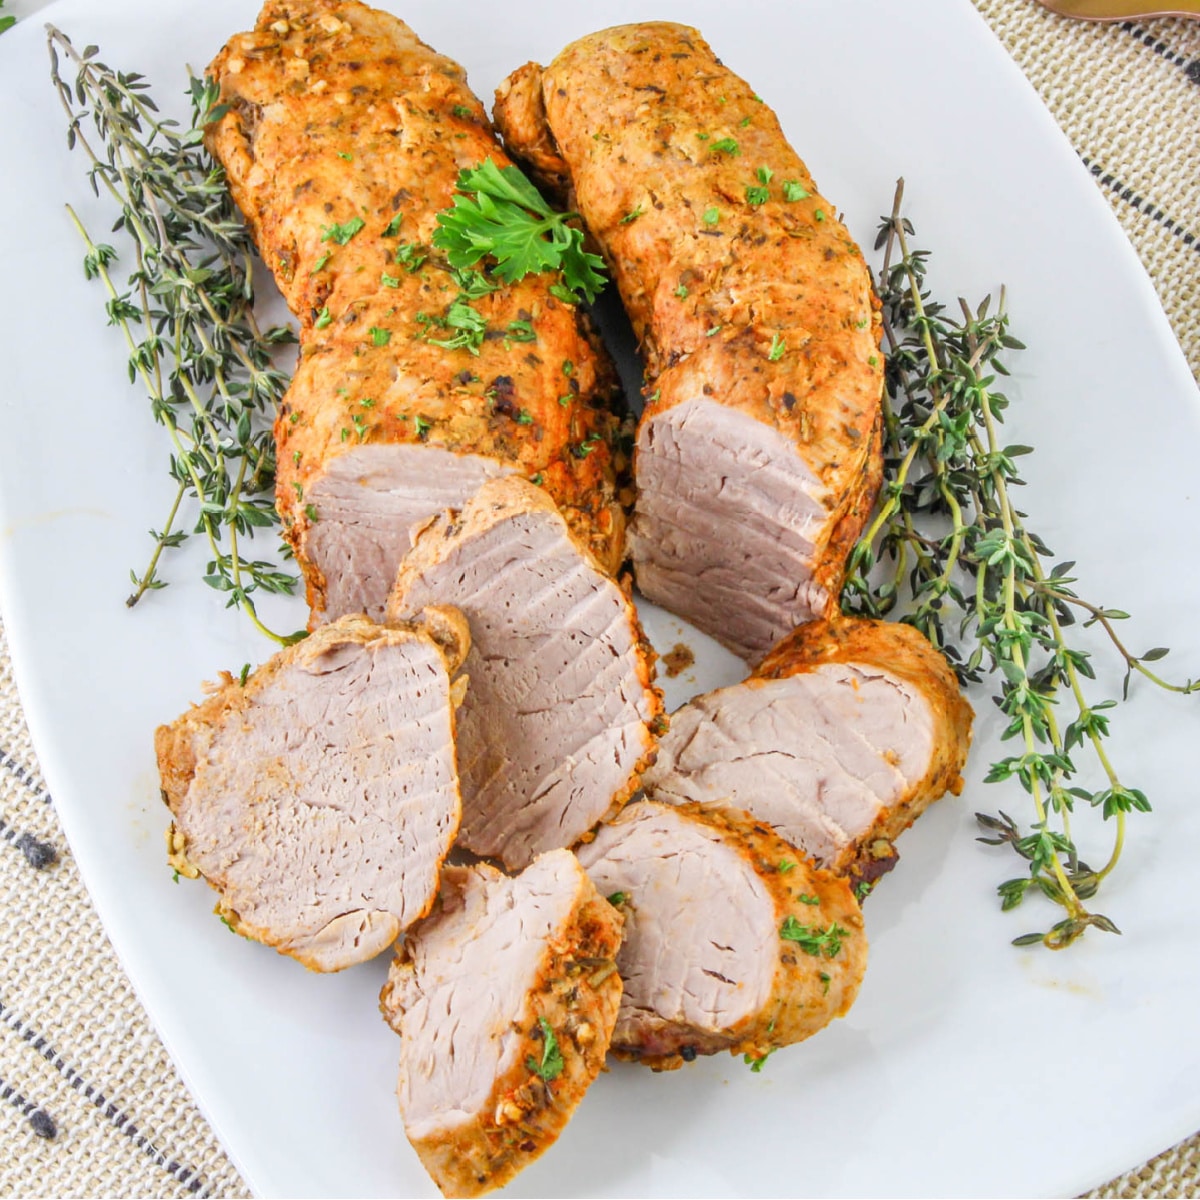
top-left (526, 1017), bottom-right (564, 1082)
top-left (320, 216), bottom-right (365, 245)
top-left (780, 916), bottom-right (848, 958)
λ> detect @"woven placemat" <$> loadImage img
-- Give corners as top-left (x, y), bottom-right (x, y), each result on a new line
top-left (0, 1), bottom-right (1197, 1197)
top-left (974, 0), bottom-right (1200, 383)
top-left (0, 617), bottom-right (248, 1200)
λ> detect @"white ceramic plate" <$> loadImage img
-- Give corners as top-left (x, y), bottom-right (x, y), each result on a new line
top-left (2, 1), bottom-right (1199, 1196)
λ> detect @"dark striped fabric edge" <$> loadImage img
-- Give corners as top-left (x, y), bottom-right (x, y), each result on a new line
top-left (1089, 22), bottom-right (1200, 253)
top-left (0, 1075), bottom-right (55, 1137)
top-left (0, 998), bottom-right (212, 1197)
top-left (0, 747), bottom-right (51, 806)
top-left (1080, 155), bottom-right (1200, 255)
top-left (1120, 20), bottom-right (1200, 83)
top-left (0, 815), bottom-right (57, 869)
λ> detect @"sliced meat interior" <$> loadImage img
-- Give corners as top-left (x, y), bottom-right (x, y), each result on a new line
top-left (156, 609), bottom-right (469, 971)
top-left (630, 399), bottom-right (832, 663)
top-left (643, 618), bottom-right (974, 885)
top-left (493, 21), bottom-right (883, 663)
top-left (303, 445), bottom-right (510, 623)
top-left (380, 849), bottom-right (623, 1199)
top-left (387, 476), bottom-right (662, 870)
top-left (576, 801), bottom-right (866, 1071)
top-left (207, 0), bottom-right (623, 626)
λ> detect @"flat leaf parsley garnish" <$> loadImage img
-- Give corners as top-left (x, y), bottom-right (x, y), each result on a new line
top-left (432, 158), bottom-right (606, 304)
top-left (526, 1017), bottom-right (564, 1082)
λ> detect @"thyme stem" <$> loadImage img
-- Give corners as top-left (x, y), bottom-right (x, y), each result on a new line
top-left (843, 179), bottom-right (1193, 948)
top-left (51, 29), bottom-right (301, 641)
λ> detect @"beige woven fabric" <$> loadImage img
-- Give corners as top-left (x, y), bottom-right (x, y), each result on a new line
top-left (0, 2), bottom-right (1197, 1199)
top-left (0, 618), bottom-right (249, 1199)
top-left (974, 0), bottom-right (1200, 383)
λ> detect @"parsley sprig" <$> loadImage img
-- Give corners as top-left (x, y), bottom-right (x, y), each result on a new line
top-left (49, 29), bottom-right (301, 644)
top-left (432, 159), bottom-right (606, 304)
top-left (0, 1), bottom-right (15, 36)
top-left (843, 180), bottom-right (1197, 950)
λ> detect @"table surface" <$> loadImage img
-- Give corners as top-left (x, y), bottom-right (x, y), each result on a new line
top-left (0, 0), bottom-right (1197, 1196)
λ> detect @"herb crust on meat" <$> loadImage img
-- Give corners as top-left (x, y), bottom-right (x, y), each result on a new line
top-left (205, 0), bottom-right (624, 624)
top-left (495, 22), bottom-right (884, 662)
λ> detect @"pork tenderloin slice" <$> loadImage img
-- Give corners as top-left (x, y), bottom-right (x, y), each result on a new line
top-left (576, 801), bottom-right (866, 1071)
top-left (388, 476), bottom-right (663, 870)
top-left (644, 617), bottom-right (974, 883)
top-left (303, 444), bottom-right (513, 624)
top-left (379, 849), bottom-right (623, 1199)
top-left (627, 398), bottom-right (833, 664)
top-left (155, 609), bottom-right (469, 971)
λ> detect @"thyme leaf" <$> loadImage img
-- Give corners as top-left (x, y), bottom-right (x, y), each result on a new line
top-left (49, 28), bottom-right (301, 645)
top-left (843, 179), bottom-right (1197, 950)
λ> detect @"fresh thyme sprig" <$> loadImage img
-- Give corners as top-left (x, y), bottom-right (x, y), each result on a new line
top-left (843, 180), bottom-right (1196, 950)
top-left (48, 28), bottom-right (301, 644)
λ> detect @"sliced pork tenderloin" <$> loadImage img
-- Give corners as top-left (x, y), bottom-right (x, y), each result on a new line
top-left (494, 22), bottom-right (884, 663)
top-left (156, 608), bottom-right (469, 972)
top-left (207, 0), bottom-right (624, 627)
top-left (643, 618), bottom-right (973, 888)
top-left (387, 476), bottom-right (663, 871)
top-left (576, 801), bottom-right (866, 1071)
top-left (379, 849), bottom-right (623, 1199)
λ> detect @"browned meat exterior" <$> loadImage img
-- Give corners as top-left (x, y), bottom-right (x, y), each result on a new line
top-left (644, 618), bottom-right (973, 885)
top-left (575, 801), bottom-right (865, 1071)
top-left (156, 608), bottom-right (469, 972)
top-left (206, 0), bottom-right (623, 625)
top-left (387, 477), bottom-right (663, 870)
top-left (379, 850), bottom-right (622, 1198)
top-left (494, 23), bottom-right (884, 663)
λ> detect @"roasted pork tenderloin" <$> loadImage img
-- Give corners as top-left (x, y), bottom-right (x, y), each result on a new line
top-left (379, 849), bottom-right (623, 1199)
top-left (494, 23), bottom-right (884, 663)
top-left (576, 801), bottom-right (866, 1071)
top-left (387, 476), bottom-right (662, 870)
top-left (206, 0), bottom-right (624, 626)
top-left (643, 618), bottom-right (973, 887)
top-left (155, 609), bottom-right (468, 971)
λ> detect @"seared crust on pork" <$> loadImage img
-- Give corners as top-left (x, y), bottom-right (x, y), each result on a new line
top-left (577, 801), bottom-right (866, 1071)
top-left (494, 23), bottom-right (883, 662)
top-left (379, 851), bottom-right (623, 1198)
top-left (388, 477), bottom-right (663, 870)
top-left (206, 0), bottom-right (623, 624)
top-left (156, 609), bottom-right (469, 971)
